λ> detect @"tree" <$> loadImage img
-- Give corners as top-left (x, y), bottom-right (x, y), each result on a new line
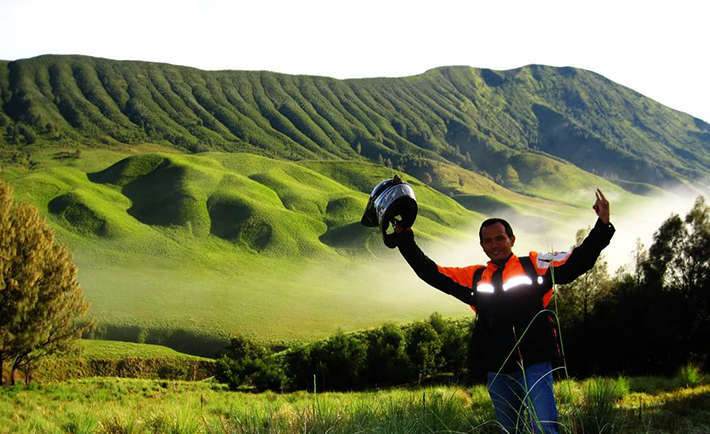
top-left (421, 172), bottom-right (433, 185)
top-left (0, 181), bottom-right (90, 385)
top-left (555, 227), bottom-right (611, 375)
top-left (215, 335), bottom-right (284, 391)
top-left (405, 321), bottom-right (443, 380)
top-left (631, 237), bottom-right (647, 287)
top-left (642, 196), bottom-right (710, 369)
top-left (556, 228), bottom-right (612, 327)
top-left (589, 196), bottom-right (710, 375)
top-left (365, 323), bottom-right (410, 386)
top-left (311, 331), bottom-right (367, 391)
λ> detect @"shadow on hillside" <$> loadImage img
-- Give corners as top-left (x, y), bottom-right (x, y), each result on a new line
top-left (85, 324), bottom-right (229, 357)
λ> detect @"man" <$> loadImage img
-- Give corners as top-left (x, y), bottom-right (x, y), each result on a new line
top-left (390, 189), bottom-right (614, 433)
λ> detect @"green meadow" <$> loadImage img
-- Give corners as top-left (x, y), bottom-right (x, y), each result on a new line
top-left (1, 145), bottom-right (641, 348)
top-left (1, 375), bottom-right (708, 433)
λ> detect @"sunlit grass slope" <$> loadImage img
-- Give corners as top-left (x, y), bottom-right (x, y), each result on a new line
top-left (57, 340), bottom-right (210, 361)
top-left (0, 147), bottom-right (634, 345)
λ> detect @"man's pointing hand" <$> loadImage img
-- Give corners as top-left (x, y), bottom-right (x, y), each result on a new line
top-left (593, 189), bottom-right (610, 223)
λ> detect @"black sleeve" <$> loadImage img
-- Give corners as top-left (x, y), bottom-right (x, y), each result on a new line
top-left (396, 229), bottom-right (477, 306)
top-left (551, 218), bottom-right (616, 284)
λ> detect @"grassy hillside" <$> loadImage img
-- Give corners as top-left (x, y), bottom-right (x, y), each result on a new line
top-left (1, 55), bottom-right (708, 193)
top-left (27, 340), bottom-right (215, 383)
top-left (0, 146), bottom-right (635, 349)
top-left (70, 339), bottom-right (211, 360)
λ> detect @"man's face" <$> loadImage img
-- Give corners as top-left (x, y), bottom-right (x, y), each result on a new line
top-left (480, 222), bottom-right (515, 262)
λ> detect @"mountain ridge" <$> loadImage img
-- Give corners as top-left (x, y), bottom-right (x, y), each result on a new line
top-left (1, 55), bottom-right (708, 192)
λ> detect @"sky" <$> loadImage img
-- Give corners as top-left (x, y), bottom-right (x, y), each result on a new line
top-left (1, 0), bottom-right (708, 122)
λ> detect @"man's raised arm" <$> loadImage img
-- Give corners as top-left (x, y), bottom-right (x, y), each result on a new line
top-left (392, 226), bottom-right (477, 306)
top-left (549, 189), bottom-right (615, 284)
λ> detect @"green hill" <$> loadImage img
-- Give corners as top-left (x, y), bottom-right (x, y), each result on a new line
top-left (1, 55), bottom-right (706, 352)
top-left (0, 146), bottom-right (632, 350)
top-left (1, 55), bottom-right (708, 192)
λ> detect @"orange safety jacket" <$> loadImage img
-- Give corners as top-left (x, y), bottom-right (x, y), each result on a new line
top-left (397, 218), bottom-right (615, 373)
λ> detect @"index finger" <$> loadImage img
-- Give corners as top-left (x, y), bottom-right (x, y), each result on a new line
top-left (596, 189), bottom-right (607, 202)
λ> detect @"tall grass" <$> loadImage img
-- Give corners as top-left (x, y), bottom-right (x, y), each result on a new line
top-left (575, 376), bottom-right (629, 432)
top-left (1, 376), bottom-right (708, 433)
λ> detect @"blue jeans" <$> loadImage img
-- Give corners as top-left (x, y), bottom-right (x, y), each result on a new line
top-left (487, 362), bottom-right (559, 434)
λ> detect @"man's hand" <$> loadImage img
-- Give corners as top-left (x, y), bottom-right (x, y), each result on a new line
top-left (394, 223), bottom-right (410, 234)
top-left (382, 221), bottom-right (412, 248)
top-left (593, 189), bottom-right (610, 223)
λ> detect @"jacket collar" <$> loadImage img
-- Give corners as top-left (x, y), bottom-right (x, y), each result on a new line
top-left (487, 253), bottom-right (516, 270)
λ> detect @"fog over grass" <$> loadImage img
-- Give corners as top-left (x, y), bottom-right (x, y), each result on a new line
top-left (299, 185), bottom-right (705, 325)
top-left (435, 187), bottom-right (702, 274)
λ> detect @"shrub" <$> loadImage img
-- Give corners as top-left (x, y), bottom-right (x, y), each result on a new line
top-left (215, 335), bottom-right (267, 390)
top-left (677, 363), bottom-right (703, 387)
top-left (364, 323), bottom-right (411, 386)
top-left (310, 331), bottom-right (367, 391)
top-left (250, 357), bottom-right (286, 392)
top-left (406, 321), bottom-right (443, 380)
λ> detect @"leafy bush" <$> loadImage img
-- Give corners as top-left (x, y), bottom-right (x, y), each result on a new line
top-left (310, 331), bottom-right (367, 391)
top-left (249, 315), bottom-right (474, 392)
top-left (406, 321), bottom-right (443, 380)
top-left (677, 363), bottom-right (703, 387)
top-left (215, 335), bottom-right (274, 390)
top-left (364, 323), bottom-right (411, 386)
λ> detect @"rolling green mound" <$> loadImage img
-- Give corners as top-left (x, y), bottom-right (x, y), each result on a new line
top-left (32, 340), bottom-right (214, 382)
top-left (48, 192), bottom-right (109, 237)
top-left (1, 147), bottom-right (640, 352)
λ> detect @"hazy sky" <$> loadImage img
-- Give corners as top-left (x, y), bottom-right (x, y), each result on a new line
top-left (2, 0), bottom-right (708, 122)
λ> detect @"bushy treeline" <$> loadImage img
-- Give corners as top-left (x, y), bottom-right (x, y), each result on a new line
top-left (216, 314), bottom-right (475, 392)
top-left (560, 196), bottom-right (709, 377)
top-left (217, 196), bottom-right (709, 392)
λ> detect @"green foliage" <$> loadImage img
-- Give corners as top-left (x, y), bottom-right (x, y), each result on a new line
top-left (406, 321), bottom-right (443, 379)
top-left (677, 363), bottom-right (703, 388)
top-left (0, 148), bottom-right (496, 346)
top-left (554, 227), bottom-right (612, 375)
top-left (48, 192), bottom-right (108, 236)
top-left (311, 331), bottom-right (368, 391)
top-left (215, 335), bottom-right (284, 391)
top-left (279, 314), bottom-right (474, 392)
top-left (364, 323), bottom-right (410, 386)
top-left (0, 181), bottom-right (91, 385)
top-left (577, 196), bottom-right (709, 376)
top-left (72, 339), bottom-right (210, 360)
top-left (6, 340), bottom-right (215, 383)
top-left (85, 324), bottom-right (228, 358)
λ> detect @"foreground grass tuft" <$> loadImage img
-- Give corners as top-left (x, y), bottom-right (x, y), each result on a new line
top-left (0, 375), bottom-right (708, 433)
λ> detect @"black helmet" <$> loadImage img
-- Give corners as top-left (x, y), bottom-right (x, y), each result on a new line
top-left (361, 175), bottom-right (418, 247)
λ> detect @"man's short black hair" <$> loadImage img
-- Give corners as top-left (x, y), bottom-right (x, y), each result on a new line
top-left (479, 218), bottom-right (514, 241)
